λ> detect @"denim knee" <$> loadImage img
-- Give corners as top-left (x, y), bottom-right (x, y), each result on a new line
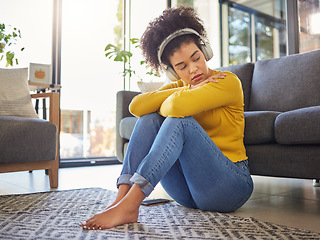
top-left (164, 116), bottom-right (195, 125)
top-left (140, 112), bottom-right (164, 122)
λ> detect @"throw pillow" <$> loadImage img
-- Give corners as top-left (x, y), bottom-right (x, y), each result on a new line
top-left (0, 68), bottom-right (39, 118)
top-left (137, 81), bottom-right (165, 93)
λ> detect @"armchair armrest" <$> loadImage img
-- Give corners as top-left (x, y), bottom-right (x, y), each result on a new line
top-left (31, 92), bottom-right (60, 130)
top-left (31, 92), bottom-right (60, 186)
top-left (116, 90), bottom-right (140, 162)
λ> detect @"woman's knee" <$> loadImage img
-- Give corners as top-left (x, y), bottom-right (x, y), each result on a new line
top-left (136, 112), bottom-right (165, 131)
top-left (140, 112), bottom-right (164, 122)
top-left (164, 116), bottom-right (197, 125)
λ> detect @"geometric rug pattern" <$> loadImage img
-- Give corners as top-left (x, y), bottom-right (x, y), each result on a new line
top-left (0, 188), bottom-right (319, 240)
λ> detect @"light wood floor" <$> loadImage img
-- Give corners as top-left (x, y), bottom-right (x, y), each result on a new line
top-left (0, 164), bottom-right (319, 233)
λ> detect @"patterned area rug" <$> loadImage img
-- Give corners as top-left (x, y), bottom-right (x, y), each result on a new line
top-left (0, 188), bottom-right (319, 240)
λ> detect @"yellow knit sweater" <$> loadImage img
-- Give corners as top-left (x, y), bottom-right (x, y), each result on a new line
top-left (129, 70), bottom-right (247, 162)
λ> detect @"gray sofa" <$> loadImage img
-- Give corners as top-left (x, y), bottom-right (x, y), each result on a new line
top-left (116, 49), bottom-right (320, 180)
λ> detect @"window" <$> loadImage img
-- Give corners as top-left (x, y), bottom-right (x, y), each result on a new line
top-left (256, 16), bottom-right (277, 61)
top-left (124, 0), bottom-right (168, 91)
top-left (60, 0), bottom-right (168, 163)
top-left (0, 0), bottom-right (52, 68)
top-left (228, 7), bottom-right (251, 65)
top-left (60, 0), bottom-right (123, 161)
top-left (298, 0), bottom-right (320, 53)
top-left (220, 0), bottom-right (287, 66)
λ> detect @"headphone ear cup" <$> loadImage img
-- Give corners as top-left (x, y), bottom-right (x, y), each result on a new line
top-left (164, 66), bottom-right (180, 81)
top-left (200, 43), bottom-right (214, 61)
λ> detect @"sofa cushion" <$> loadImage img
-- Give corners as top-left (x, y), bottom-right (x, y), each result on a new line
top-left (249, 49), bottom-right (320, 112)
top-left (216, 62), bottom-right (254, 111)
top-left (275, 106), bottom-right (320, 144)
top-left (120, 111), bottom-right (282, 145)
top-left (0, 116), bottom-right (57, 164)
top-left (119, 117), bottom-right (138, 140)
top-left (244, 111), bottom-right (281, 145)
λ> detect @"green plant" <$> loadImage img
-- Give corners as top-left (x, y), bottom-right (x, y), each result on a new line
top-left (105, 38), bottom-right (135, 79)
top-left (0, 23), bottom-right (24, 67)
top-left (105, 38), bottom-right (160, 81)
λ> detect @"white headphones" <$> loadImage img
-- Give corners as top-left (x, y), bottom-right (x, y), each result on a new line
top-left (157, 28), bottom-right (213, 81)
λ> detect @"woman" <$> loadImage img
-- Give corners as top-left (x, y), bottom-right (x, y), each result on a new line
top-left (81, 6), bottom-right (253, 230)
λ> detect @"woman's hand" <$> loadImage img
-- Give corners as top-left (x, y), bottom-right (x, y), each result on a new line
top-left (190, 73), bottom-right (227, 90)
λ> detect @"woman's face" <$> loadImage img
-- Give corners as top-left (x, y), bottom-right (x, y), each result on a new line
top-left (169, 41), bottom-right (213, 85)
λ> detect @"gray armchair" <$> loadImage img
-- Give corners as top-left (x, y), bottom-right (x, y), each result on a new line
top-left (0, 92), bottom-right (60, 188)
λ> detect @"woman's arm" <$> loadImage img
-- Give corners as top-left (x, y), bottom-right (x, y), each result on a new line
top-left (159, 72), bottom-right (243, 118)
top-left (129, 80), bottom-right (187, 117)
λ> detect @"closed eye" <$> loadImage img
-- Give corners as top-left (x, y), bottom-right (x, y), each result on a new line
top-left (179, 64), bottom-right (187, 70)
top-left (193, 56), bottom-right (200, 62)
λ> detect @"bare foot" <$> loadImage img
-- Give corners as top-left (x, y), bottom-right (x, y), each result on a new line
top-left (80, 184), bottom-right (145, 230)
top-left (80, 202), bottom-right (139, 230)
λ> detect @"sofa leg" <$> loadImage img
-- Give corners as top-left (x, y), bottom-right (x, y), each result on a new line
top-left (314, 179), bottom-right (320, 187)
top-left (48, 167), bottom-right (59, 188)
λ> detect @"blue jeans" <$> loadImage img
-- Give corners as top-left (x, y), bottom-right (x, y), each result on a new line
top-left (117, 112), bottom-right (253, 213)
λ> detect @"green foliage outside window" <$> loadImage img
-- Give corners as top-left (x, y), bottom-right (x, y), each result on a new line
top-left (228, 8), bottom-right (251, 65)
top-left (256, 19), bottom-right (274, 61)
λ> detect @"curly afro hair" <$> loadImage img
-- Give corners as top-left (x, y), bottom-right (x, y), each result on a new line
top-left (140, 6), bottom-right (207, 72)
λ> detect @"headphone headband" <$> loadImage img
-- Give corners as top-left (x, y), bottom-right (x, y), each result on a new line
top-left (157, 28), bottom-right (202, 65)
top-left (157, 28), bottom-right (213, 81)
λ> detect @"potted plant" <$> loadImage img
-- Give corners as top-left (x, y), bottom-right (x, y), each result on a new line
top-left (0, 23), bottom-right (24, 67)
top-left (105, 38), bottom-right (162, 91)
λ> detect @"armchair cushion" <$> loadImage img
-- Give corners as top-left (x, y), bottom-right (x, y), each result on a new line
top-left (0, 116), bottom-right (57, 164)
top-left (244, 111), bottom-right (281, 145)
top-left (275, 106), bottom-right (320, 144)
top-left (0, 68), bottom-right (39, 118)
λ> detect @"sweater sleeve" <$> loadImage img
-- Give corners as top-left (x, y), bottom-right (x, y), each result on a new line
top-left (159, 72), bottom-right (243, 118)
top-left (129, 80), bottom-right (188, 117)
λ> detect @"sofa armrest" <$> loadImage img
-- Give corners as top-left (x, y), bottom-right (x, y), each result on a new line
top-left (116, 90), bottom-right (140, 162)
top-left (116, 91), bottom-right (141, 120)
top-left (244, 111), bottom-right (281, 144)
top-left (275, 106), bottom-right (320, 144)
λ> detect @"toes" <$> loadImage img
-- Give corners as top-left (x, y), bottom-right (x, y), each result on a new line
top-left (85, 220), bottom-right (95, 230)
top-left (80, 219), bottom-right (103, 231)
top-left (90, 221), bottom-right (103, 230)
top-left (79, 221), bottom-right (87, 229)
top-left (80, 220), bottom-right (92, 230)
